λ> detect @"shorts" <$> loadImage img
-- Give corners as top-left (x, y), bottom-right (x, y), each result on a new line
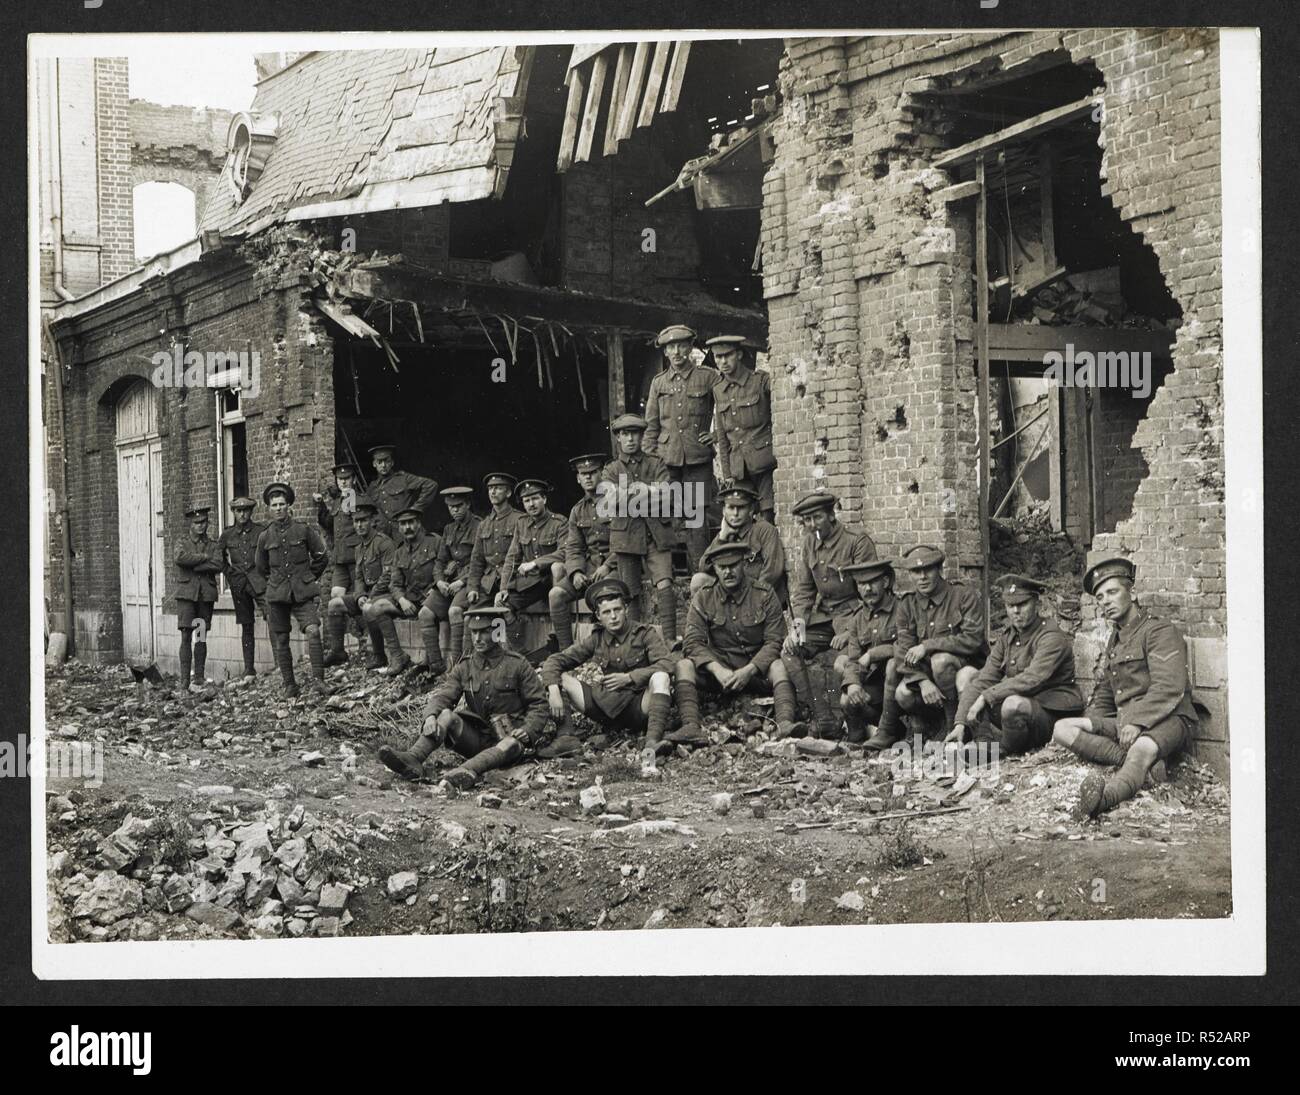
top-left (615, 550), bottom-right (674, 589)
top-left (1089, 712), bottom-right (1192, 759)
top-left (579, 681), bottom-right (650, 733)
top-left (177, 599), bottom-right (214, 631)
top-left (440, 708), bottom-right (542, 753)
top-left (503, 578), bottom-right (554, 613)
top-left (266, 600), bottom-right (320, 635)
top-left (229, 585), bottom-right (264, 627)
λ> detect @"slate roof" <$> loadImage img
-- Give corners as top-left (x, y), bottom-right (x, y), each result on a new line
top-left (199, 46), bottom-right (528, 237)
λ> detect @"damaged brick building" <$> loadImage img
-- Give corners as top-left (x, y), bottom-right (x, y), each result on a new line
top-left (43, 32), bottom-right (1228, 773)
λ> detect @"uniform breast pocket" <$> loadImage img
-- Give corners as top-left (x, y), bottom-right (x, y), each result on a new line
top-left (734, 395), bottom-right (764, 429)
top-left (286, 534), bottom-right (309, 564)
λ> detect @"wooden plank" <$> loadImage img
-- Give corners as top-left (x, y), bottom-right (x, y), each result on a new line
top-left (636, 41), bottom-right (672, 128)
top-left (603, 45), bottom-right (632, 156)
top-left (569, 43), bottom-right (611, 70)
top-left (935, 179), bottom-right (981, 203)
top-left (1038, 140), bottom-right (1056, 271)
top-left (975, 155), bottom-right (991, 639)
top-left (607, 330), bottom-right (625, 439)
top-left (987, 324), bottom-right (1175, 363)
top-left (660, 41), bottom-right (691, 113)
top-left (616, 42), bottom-right (651, 141)
top-left (933, 95), bottom-right (1100, 170)
top-left (1087, 385), bottom-right (1104, 545)
top-left (693, 170), bottom-right (763, 210)
top-left (556, 65), bottom-right (586, 173)
top-left (1047, 384), bottom-right (1063, 532)
top-left (575, 51), bottom-right (609, 164)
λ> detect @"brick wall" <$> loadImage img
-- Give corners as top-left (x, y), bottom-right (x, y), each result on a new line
top-left (130, 100), bottom-right (233, 229)
top-left (50, 252), bottom-right (335, 668)
top-left (764, 31), bottom-right (1226, 772)
top-left (95, 59), bottom-right (135, 282)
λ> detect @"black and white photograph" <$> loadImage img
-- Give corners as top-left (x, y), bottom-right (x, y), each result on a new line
top-left (28, 23), bottom-right (1264, 980)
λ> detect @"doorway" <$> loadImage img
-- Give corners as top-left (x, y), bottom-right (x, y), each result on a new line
top-left (115, 381), bottom-right (163, 661)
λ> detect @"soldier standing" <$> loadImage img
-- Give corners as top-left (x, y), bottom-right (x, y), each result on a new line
top-left (367, 443), bottom-right (438, 537)
top-left (551, 453), bottom-right (614, 650)
top-left (218, 497), bottom-right (267, 678)
top-left (325, 500), bottom-right (400, 672)
top-left (425, 486), bottom-right (480, 667)
top-left (833, 559), bottom-right (909, 747)
top-left (495, 478), bottom-right (568, 653)
top-left (369, 506), bottom-right (446, 676)
top-left (174, 505), bottom-right (222, 692)
top-left (255, 483), bottom-right (330, 698)
top-left (642, 324), bottom-right (717, 571)
top-left (691, 480), bottom-right (787, 607)
top-left (784, 491), bottom-right (878, 736)
top-left (892, 545), bottom-right (988, 739)
top-left (672, 541), bottom-right (800, 749)
top-left (600, 414), bottom-right (679, 641)
top-left (950, 574), bottom-right (1084, 754)
top-left (541, 577), bottom-right (676, 758)
top-left (465, 472), bottom-right (522, 654)
top-left (316, 462), bottom-right (366, 664)
top-left (377, 605), bottom-right (550, 789)
top-left (709, 335), bottom-right (778, 523)
top-left (1052, 558), bottom-right (1197, 817)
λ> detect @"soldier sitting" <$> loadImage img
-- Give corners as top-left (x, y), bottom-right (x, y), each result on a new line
top-left (893, 545), bottom-right (988, 739)
top-left (495, 478), bottom-right (569, 653)
top-left (551, 453), bottom-right (615, 650)
top-left (365, 507), bottom-right (446, 676)
top-left (377, 605), bottom-right (550, 789)
top-left (1052, 557), bottom-right (1197, 817)
top-left (691, 480), bottom-right (787, 607)
top-left (425, 486), bottom-right (480, 667)
top-left (833, 559), bottom-right (908, 747)
top-left (325, 500), bottom-right (401, 672)
top-left (672, 541), bottom-right (800, 748)
top-left (541, 577), bottom-right (675, 758)
top-left (949, 574), bottom-right (1083, 755)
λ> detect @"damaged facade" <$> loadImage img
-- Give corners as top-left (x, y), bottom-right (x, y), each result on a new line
top-left (43, 31), bottom-right (1228, 774)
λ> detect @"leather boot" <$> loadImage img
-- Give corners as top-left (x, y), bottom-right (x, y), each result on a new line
top-left (1078, 744), bottom-right (1156, 817)
top-left (364, 625), bottom-right (387, 670)
top-left (843, 704), bottom-right (870, 743)
top-left (377, 729), bottom-right (438, 780)
top-left (323, 613), bottom-right (349, 666)
top-left (374, 615), bottom-right (410, 675)
top-left (772, 678), bottom-right (802, 738)
top-left (1070, 729), bottom-right (1129, 767)
top-left (656, 584), bottom-right (678, 644)
top-left (420, 621), bottom-right (445, 675)
top-left (445, 737), bottom-right (523, 789)
top-left (240, 629), bottom-right (256, 676)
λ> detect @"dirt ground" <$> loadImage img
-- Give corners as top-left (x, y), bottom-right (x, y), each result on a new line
top-left (42, 659), bottom-right (1232, 941)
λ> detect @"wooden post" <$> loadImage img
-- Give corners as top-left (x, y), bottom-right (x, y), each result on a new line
top-left (557, 65), bottom-right (586, 173)
top-left (1038, 141), bottom-right (1056, 271)
top-left (607, 330), bottom-right (625, 445)
top-left (1047, 383), bottom-right (1063, 531)
top-left (975, 155), bottom-right (991, 637)
top-left (576, 51), bottom-right (608, 164)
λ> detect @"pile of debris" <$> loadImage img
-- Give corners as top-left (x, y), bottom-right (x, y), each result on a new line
top-left (989, 502), bottom-right (1086, 633)
top-left (1013, 268), bottom-right (1176, 332)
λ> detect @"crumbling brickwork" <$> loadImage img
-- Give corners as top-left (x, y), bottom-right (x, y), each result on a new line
top-left (763, 30), bottom-right (1226, 771)
top-left (130, 100), bottom-right (234, 229)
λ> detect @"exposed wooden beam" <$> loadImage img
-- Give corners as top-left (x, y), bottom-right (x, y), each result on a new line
top-left (637, 41), bottom-right (672, 128)
top-left (975, 154), bottom-right (991, 638)
top-left (986, 324), bottom-right (1175, 363)
top-left (576, 51), bottom-right (609, 164)
top-left (607, 330), bottom-right (625, 433)
top-left (603, 45), bottom-right (632, 157)
top-left (1038, 140), bottom-right (1056, 271)
top-left (933, 95), bottom-right (1100, 170)
top-left (660, 41), bottom-right (691, 113)
top-left (556, 65), bottom-right (586, 172)
top-left (935, 179), bottom-right (981, 203)
top-left (616, 42), bottom-right (651, 141)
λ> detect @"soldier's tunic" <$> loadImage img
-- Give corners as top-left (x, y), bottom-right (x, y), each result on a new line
top-left (421, 646), bottom-right (550, 751)
top-left (642, 361), bottom-right (719, 567)
top-left (467, 504), bottom-right (522, 599)
top-left (388, 531), bottom-right (444, 608)
top-left (790, 523), bottom-right (878, 655)
top-left (699, 518), bottom-right (787, 607)
top-left (219, 520), bottom-right (267, 625)
top-left (1084, 608), bottom-right (1196, 758)
top-left (317, 487), bottom-right (361, 566)
top-left (599, 451), bottom-right (676, 590)
top-left (542, 621), bottom-right (674, 730)
top-left (684, 576), bottom-right (786, 679)
top-left (256, 519), bottom-right (330, 630)
top-left (563, 493), bottom-right (612, 581)
top-left (175, 532), bottom-right (223, 629)
top-left (956, 615), bottom-right (1084, 727)
top-left (501, 509), bottom-right (569, 610)
top-left (894, 578), bottom-right (988, 684)
top-left (426, 511), bottom-right (481, 618)
top-left (713, 364), bottom-right (777, 513)
top-left (371, 469), bottom-right (438, 536)
top-left (345, 531), bottom-right (398, 613)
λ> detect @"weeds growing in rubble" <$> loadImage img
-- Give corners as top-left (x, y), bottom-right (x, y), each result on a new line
top-left (155, 806), bottom-right (195, 871)
top-left (591, 752), bottom-right (641, 785)
top-left (873, 820), bottom-right (931, 870)
top-left (960, 831), bottom-right (1005, 922)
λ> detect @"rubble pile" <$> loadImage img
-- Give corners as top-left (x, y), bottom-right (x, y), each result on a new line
top-left (989, 503), bottom-right (1086, 632)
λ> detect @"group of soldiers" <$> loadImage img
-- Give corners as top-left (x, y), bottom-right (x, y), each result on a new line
top-left (171, 325), bottom-right (1197, 818)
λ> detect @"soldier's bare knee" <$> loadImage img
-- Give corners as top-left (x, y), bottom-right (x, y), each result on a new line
top-left (688, 573), bottom-right (711, 595)
top-left (768, 660), bottom-right (789, 685)
top-left (931, 652), bottom-right (960, 679)
top-left (895, 683), bottom-right (916, 709)
top-left (675, 658), bottom-right (696, 681)
top-left (1052, 719), bottom-right (1082, 747)
top-left (418, 606), bottom-right (435, 625)
top-left (548, 587), bottom-right (567, 609)
top-left (550, 561), bottom-right (567, 584)
top-left (1002, 695), bottom-right (1032, 720)
top-left (956, 665), bottom-right (980, 692)
top-left (649, 671), bottom-right (672, 694)
top-left (448, 605), bottom-right (463, 622)
top-left (655, 577), bottom-right (673, 590)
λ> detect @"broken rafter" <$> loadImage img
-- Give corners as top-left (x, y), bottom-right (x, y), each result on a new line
top-left (576, 50), bottom-right (609, 164)
top-left (637, 41), bottom-right (672, 128)
top-left (557, 65), bottom-right (586, 172)
top-left (933, 95), bottom-right (1101, 170)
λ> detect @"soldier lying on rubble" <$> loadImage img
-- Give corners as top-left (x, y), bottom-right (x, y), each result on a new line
top-left (377, 605), bottom-right (549, 789)
top-left (1052, 557), bottom-right (1197, 818)
top-left (540, 577), bottom-right (675, 760)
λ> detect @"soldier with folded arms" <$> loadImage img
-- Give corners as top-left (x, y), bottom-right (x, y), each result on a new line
top-left (218, 497), bottom-right (267, 679)
top-left (1053, 557), bottom-right (1197, 817)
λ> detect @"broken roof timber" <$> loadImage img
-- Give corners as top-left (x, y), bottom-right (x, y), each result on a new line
top-left (335, 262), bottom-right (767, 342)
top-left (932, 94), bottom-right (1101, 170)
